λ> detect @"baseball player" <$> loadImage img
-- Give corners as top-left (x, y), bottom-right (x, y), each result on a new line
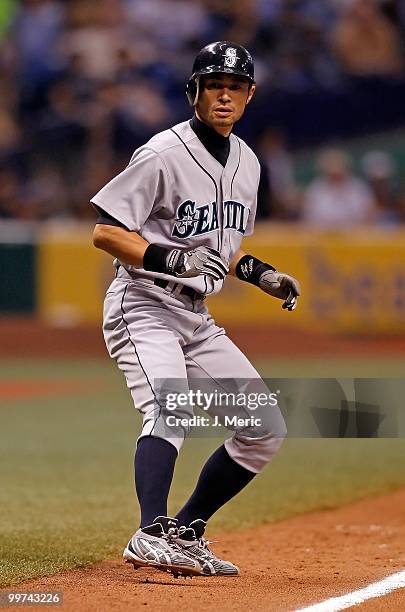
top-left (92, 41), bottom-right (300, 578)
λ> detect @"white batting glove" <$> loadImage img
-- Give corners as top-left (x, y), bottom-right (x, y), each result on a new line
top-left (166, 246), bottom-right (229, 281)
top-left (259, 270), bottom-right (301, 311)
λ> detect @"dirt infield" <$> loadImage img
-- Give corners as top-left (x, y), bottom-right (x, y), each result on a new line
top-left (3, 488), bottom-right (405, 611)
top-left (0, 379), bottom-right (102, 401)
top-left (2, 317), bottom-right (405, 358)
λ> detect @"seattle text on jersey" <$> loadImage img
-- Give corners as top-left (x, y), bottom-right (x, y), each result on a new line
top-left (172, 199), bottom-right (250, 239)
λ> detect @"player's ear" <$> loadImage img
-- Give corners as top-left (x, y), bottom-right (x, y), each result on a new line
top-left (246, 84), bottom-right (256, 106)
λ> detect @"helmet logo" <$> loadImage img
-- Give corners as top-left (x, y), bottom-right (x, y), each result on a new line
top-left (223, 47), bottom-right (238, 68)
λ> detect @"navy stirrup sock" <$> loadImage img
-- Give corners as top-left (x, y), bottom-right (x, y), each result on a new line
top-left (175, 444), bottom-right (256, 526)
top-left (135, 436), bottom-right (177, 528)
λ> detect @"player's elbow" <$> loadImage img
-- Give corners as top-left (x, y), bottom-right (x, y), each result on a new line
top-left (93, 224), bottom-right (113, 250)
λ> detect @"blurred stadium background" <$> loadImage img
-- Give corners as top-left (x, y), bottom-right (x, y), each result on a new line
top-left (2, 0), bottom-right (405, 589)
top-left (1, 0), bottom-right (405, 341)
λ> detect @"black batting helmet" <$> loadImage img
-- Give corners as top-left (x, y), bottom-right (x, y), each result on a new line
top-left (186, 41), bottom-right (255, 106)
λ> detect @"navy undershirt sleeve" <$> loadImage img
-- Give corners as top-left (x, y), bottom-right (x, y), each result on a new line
top-left (93, 204), bottom-right (129, 229)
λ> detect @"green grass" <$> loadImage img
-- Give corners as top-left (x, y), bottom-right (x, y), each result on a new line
top-left (254, 357), bottom-right (405, 378)
top-left (1, 358), bottom-right (405, 587)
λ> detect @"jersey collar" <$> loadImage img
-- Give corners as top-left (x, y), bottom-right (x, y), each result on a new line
top-left (189, 115), bottom-right (230, 168)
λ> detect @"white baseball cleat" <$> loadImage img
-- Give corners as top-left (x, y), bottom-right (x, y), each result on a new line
top-left (123, 516), bottom-right (202, 578)
top-left (177, 519), bottom-right (240, 576)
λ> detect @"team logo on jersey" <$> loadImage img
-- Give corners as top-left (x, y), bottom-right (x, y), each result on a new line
top-left (223, 47), bottom-right (238, 68)
top-left (172, 199), bottom-right (249, 239)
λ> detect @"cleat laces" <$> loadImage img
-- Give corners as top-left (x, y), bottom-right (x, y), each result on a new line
top-left (197, 537), bottom-right (218, 554)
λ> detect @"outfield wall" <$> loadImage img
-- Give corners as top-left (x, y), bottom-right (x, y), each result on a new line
top-left (1, 222), bottom-right (405, 334)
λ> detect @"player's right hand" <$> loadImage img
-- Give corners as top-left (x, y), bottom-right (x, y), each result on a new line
top-left (166, 246), bottom-right (229, 280)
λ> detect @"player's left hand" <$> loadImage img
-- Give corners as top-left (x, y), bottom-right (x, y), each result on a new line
top-left (258, 270), bottom-right (301, 311)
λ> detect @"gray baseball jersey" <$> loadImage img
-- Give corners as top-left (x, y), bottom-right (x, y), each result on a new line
top-left (93, 119), bottom-right (286, 473)
top-left (91, 119), bottom-right (260, 296)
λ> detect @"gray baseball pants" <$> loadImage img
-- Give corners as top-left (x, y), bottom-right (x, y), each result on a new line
top-left (103, 273), bottom-right (286, 473)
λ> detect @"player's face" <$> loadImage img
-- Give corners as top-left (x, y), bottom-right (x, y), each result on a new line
top-left (196, 74), bottom-right (256, 136)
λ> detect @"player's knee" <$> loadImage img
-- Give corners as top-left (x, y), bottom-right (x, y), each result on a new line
top-left (138, 432), bottom-right (185, 454)
top-left (225, 417), bottom-right (287, 474)
top-left (139, 409), bottom-right (191, 453)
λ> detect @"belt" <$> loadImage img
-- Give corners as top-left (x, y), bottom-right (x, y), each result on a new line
top-left (118, 265), bottom-right (205, 301)
top-left (153, 278), bottom-right (204, 301)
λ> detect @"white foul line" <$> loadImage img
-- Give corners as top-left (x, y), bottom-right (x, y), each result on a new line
top-left (295, 570), bottom-right (405, 612)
